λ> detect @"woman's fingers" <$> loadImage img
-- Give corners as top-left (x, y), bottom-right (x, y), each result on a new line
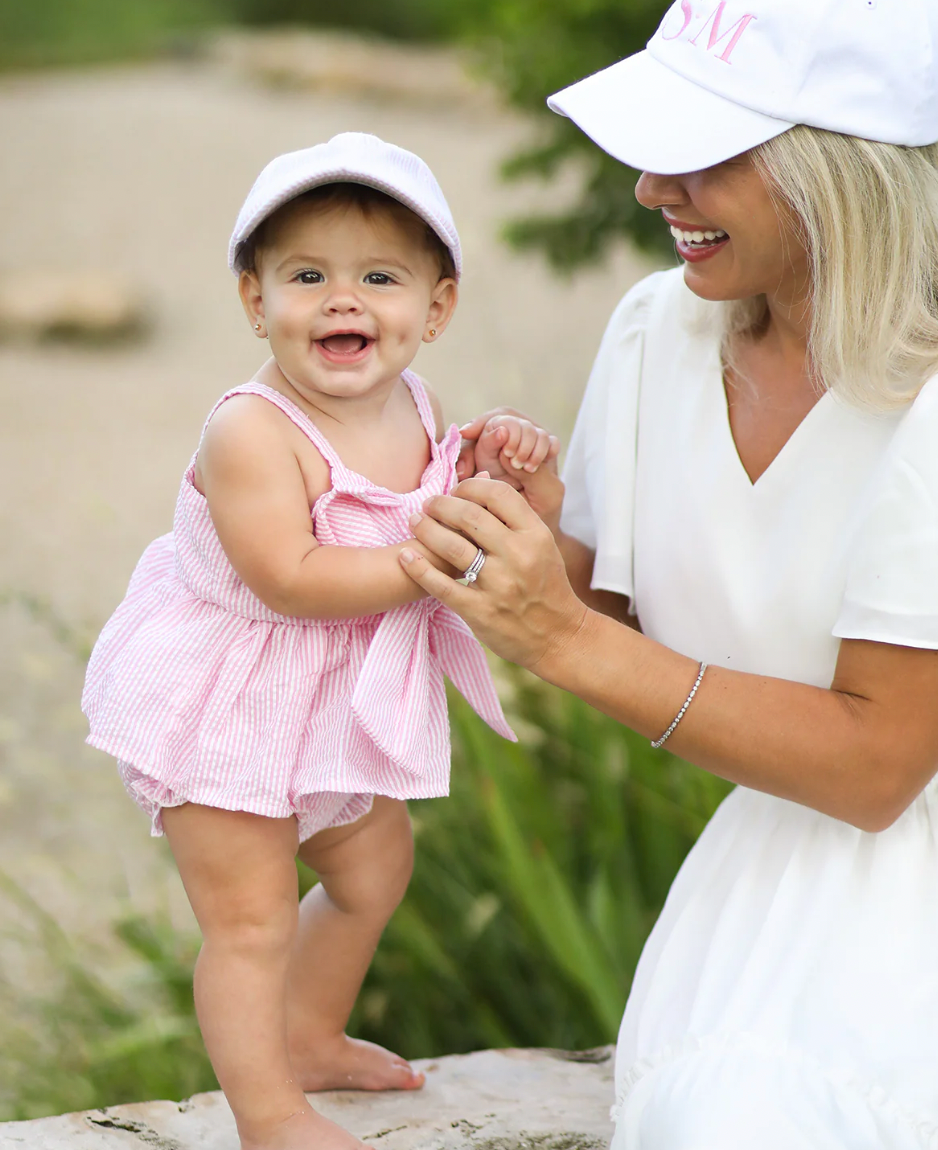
top-left (399, 546), bottom-right (467, 605)
top-left (426, 478), bottom-right (537, 539)
top-left (455, 439), bottom-right (476, 480)
top-left (409, 511), bottom-right (479, 572)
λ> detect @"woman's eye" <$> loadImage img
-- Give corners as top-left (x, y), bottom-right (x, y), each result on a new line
top-left (296, 270), bottom-right (323, 284)
top-left (364, 272), bottom-right (394, 285)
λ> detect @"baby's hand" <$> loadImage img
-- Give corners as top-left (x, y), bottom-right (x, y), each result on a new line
top-left (458, 410), bottom-right (560, 488)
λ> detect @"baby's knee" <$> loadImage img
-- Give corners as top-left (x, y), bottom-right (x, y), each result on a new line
top-left (320, 804), bottom-right (414, 918)
top-left (202, 890), bottom-right (297, 958)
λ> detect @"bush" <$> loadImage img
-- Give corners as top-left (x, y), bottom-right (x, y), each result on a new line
top-left (461, 0), bottom-right (673, 269)
top-left (0, 0), bottom-right (230, 70)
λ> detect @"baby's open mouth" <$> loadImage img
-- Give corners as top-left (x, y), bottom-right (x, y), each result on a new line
top-left (317, 333), bottom-right (373, 356)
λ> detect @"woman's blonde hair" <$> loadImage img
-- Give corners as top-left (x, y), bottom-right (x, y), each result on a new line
top-left (723, 125), bottom-right (938, 409)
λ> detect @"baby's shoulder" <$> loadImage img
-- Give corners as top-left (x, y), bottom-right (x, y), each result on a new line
top-left (196, 391), bottom-right (330, 497)
top-left (200, 392), bottom-right (295, 460)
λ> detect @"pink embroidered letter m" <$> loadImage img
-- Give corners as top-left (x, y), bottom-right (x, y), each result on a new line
top-left (664, 2), bottom-right (757, 64)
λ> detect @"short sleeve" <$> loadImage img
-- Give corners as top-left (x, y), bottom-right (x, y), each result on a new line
top-left (560, 271), bottom-right (670, 600)
top-left (833, 374), bottom-right (938, 649)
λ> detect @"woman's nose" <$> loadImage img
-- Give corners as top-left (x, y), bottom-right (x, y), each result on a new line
top-left (635, 171), bottom-right (690, 210)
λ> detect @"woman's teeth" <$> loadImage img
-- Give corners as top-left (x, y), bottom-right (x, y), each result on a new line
top-left (670, 226), bottom-right (728, 246)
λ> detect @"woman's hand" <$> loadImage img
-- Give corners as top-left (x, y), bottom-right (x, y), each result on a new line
top-left (400, 477), bottom-right (588, 671)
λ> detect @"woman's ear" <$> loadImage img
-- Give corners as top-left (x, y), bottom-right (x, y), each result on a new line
top-left (238, 269), bottom-right (267, 338)
top-left (422, 279), bottom-right (458, 342)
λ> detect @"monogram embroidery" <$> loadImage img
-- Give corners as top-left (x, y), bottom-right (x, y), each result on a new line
top-left (662, 1), bottom-right (758, 64)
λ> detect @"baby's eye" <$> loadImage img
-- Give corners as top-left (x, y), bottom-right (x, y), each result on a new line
top-left (295, 270), bottom-right (323, 285)
top-left (364, 272), bottom-right (395, 286)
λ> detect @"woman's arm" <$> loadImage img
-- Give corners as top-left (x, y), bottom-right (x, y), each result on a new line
top-left (556, 531), bottom-right (638, 628)
top-left (401, 479), bottom-right (938, 832)
top-left (199, 396), bottom-right (450, 619)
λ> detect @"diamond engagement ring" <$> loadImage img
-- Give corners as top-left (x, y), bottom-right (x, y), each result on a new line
top-left (456, 547), bottom-right (486, 586)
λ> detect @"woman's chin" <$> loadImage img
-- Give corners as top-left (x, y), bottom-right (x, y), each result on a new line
top-left (681, 263), bottom-right (750, 304)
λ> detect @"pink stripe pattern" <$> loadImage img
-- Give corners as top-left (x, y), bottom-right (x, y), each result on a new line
top-left (82, 373), bottom-right (515, 839)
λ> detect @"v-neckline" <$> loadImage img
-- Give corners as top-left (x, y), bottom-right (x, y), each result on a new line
top-left (712, 349), bottom-right (833, 491)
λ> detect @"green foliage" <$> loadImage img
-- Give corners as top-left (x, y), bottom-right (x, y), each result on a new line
top-left (1, 674), bottom-right (729, 1117)
top-left (461, 0), bottom-right (674, 268)
top-left (231, 0), bottom-right (463, 43)
top-left (338, 673), bottom-right (730, 1056)
top-left (0, 874), bottom-right (216, 1120)
top-left (0, 0), bottom-right (230, 70)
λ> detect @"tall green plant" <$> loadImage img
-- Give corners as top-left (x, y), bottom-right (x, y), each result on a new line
top-left (342, 673), bottom-right (730, 1056)
top-left (0, 874), bottom-right (216, 1120)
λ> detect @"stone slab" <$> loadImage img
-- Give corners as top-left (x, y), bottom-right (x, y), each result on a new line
top-left (0, 1047), bottom-right (614, 1150)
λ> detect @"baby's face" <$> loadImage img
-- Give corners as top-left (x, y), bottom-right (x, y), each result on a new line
top-left (243, 200), bottom-right (456, 404)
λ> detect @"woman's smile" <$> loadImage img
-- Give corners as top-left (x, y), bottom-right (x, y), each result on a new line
top-left (664, 214), bottom-right (731, 263)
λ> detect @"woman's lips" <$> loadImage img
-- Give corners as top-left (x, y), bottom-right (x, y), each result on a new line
top-left (665, 216), bottom-right (730, 264)
top-left (675, 235), bottom-right (731, 263)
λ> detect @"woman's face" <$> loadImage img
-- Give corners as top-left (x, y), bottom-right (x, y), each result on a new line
top-left (635, 152), bottom-right (810, 310)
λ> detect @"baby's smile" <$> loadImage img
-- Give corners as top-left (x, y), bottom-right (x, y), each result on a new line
top-left (315, 330), bottom-right (375, 363)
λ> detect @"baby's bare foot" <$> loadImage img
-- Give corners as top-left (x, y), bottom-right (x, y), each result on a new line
top-left (240, 1104), bottom-right (366, 1150)
top-left (292, 1034), bottom-right (425, 1093)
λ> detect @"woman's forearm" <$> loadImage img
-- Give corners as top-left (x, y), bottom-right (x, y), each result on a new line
top-left (537, 608), bottom-right (933, 832)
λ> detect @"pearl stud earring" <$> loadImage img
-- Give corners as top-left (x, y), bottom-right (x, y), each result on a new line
top-left (254, 322), bottom-right (262, 331)
top-left (428, 328), bottom-right (437, 338)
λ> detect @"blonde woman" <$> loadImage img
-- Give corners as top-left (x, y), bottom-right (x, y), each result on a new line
top-left (401, 1), bottom-right (938, 1146)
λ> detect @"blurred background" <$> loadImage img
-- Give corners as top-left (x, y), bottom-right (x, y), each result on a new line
top-left (0, 0), bottom-right (734, 1120)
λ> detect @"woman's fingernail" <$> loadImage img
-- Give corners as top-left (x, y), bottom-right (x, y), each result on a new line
top-left (503, 447), bottom-right (514, 457)
top-left (525, 463), bottom-right (538, 472)
top-left (401, 548), bottom-right (415, 563)
top-left (511, 458), bottom-right (525, 470)
top-left (409, 512), bottom-right (423, 528)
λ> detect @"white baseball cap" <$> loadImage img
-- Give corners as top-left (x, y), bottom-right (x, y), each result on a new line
top-left (228, 132), bottom-right (462, 278)
top-left (548, 0), bottom-right (938, 175)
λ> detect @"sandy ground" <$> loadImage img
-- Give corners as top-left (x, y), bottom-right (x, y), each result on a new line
top-left (0, 38), bottom-right (659, 949)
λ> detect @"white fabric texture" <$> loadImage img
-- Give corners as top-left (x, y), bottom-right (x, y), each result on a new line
top-left (228, 132), bottom-right (462, 278)
top-left (561, 268), bottom-right (938, 1148)
top-left (548, 0), bottom-right (938, 175)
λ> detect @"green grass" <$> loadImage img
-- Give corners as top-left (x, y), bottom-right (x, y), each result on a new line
top-left (0, 670), bottom-right (730, 1119)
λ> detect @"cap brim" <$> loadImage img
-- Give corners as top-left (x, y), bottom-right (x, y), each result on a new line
top-left (548, 50), bottom-right (794, 175)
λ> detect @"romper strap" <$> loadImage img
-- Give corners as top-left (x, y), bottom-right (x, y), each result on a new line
top-left (401, 369), bottom-right (440, 444)
top-left (198, 383), bottom-right (348, 473)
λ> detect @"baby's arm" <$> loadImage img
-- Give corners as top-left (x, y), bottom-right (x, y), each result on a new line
top-left (198, 397), bottom-right (451, 619)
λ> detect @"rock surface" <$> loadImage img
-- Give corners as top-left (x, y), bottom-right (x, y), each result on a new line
top-left (0, 272), bottom-right (148, 344)
top-left (0, 1047), bottom-right (615, 1150)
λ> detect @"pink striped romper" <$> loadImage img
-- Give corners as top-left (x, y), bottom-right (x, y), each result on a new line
top-left (82, 373), bottom-right (515, 841)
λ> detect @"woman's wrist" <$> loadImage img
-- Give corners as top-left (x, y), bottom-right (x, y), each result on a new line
top-left (528, 596), bottom-right (596, 686)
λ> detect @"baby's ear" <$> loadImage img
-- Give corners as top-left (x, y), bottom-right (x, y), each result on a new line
top-left (238, 269), bottom-right (265, 330)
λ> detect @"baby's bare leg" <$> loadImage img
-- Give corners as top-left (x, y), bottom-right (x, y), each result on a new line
top-left (161, 804), bottom-right (366, 1150)
top-left (287, 795), bottom-right (423, 1092)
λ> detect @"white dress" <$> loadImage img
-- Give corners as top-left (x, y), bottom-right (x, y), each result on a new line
top-left (560, 268), bottom-right (938, 1150)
